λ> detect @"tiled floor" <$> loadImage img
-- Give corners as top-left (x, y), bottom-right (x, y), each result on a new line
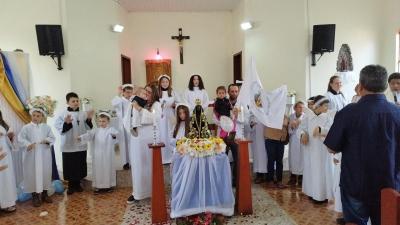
top-left (265, 184), bottom-right (340, 225)
top-left (0, 180), bottom-right (340, 225)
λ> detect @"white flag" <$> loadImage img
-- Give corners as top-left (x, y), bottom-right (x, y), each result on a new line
top-left (237, 57), bottom-right (287, 129)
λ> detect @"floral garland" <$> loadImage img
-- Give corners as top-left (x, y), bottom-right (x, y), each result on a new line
top-left (26, 95), bottom-right (57, 117)
top-left (176, 137), bottom-right (226, 158)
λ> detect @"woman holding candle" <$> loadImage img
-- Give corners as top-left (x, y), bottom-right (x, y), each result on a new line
top-left (124, 84), bottom-right (161, 203)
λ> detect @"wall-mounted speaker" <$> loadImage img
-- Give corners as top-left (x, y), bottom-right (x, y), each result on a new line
top-left (312, 24), bottom-right (336, 53)
top-left (35, 24), bottom-right (64, 70)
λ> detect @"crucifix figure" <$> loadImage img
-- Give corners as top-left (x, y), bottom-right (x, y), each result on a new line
top-left (171, 28), bottom-right (190, 64)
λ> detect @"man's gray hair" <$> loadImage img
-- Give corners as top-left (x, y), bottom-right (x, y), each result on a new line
top-left (359, 65), bottom-right (388, 93)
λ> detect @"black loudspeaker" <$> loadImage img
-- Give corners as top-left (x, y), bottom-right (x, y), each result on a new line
top-left (312, 24), bottom-right (335, 53)
top-left (35, 25), bottom-right (65, 56)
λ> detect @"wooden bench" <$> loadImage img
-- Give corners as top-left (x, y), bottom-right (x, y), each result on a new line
top-left (381, 188), bottom-right (400, 225)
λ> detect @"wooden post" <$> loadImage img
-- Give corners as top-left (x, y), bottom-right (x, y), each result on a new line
top-left (235, 139), bottom-right (253, 215)
top-left (148, 143), bottom-right (168, 224)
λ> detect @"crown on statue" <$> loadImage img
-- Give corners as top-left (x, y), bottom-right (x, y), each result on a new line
top-left (195, 98), bottom-right (201, 106)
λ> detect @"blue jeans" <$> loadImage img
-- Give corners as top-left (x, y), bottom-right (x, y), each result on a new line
top-left (341, 188), bottom-right (381, 225)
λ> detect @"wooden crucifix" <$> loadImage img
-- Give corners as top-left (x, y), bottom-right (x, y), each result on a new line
top-left (171, 28), bottom-right (190, 64)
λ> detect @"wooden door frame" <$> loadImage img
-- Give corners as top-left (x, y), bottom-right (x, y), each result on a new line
top-left (121, 54), bottom-right (132, 84)
top-left (233, 51), bottom-right (243, 84)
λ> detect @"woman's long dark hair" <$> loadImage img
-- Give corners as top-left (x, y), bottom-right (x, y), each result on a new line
top-left (173, 105), bottom-right (190, 138)
top-left (158, 76), bottom-right (173, 97)
top-left (327, 75), bottom-right (341, 95)
top-left (188, 74), bottom-right (205, 91)
top-left (0, 110), bottom-right (10, 131)
top-left (145, 82), bottom-right (160, 108)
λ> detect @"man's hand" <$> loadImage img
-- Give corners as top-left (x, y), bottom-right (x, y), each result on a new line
top-left (313, 127), bottom-right (320, 137)
top-left (65, 114), bottom-right (73, 124)
top-left (27, 143), bottom-right (36, 151)
top-left (328, 148), bottom-right (336, 154)
top-left (301, 133), bottom-right (309, 145)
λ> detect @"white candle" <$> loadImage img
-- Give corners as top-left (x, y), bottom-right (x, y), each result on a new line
top-left (152, 109), bottom-right (156, 126)
top-left (240, 106), bottom-right (244, 121)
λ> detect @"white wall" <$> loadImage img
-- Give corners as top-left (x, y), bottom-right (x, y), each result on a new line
top-left (307, 0), bottom-right (382, 97)
top-left (242, 0), bottom-right (308, 100)
top-left (127, 12), bottom-right (233, 97)
top-left (0, 0), bottom-right (71, 112)
top-left (381, 0), bottom-right (400, 73)
top-left (236, 0), bottom-right (385, 101)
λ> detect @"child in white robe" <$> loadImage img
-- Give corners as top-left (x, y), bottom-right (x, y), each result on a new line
top-left (18, 108), bottom-right (55, 207)
top-left (300, 95), bottom-right (335, 203)
top-left (169, 104), bottom-right (190, 153)
top-left (111, 84), bottom-right (134, 170)
top-left (287, 101), bottom-right (305, 186)
top-left (158, 75), bottom-right (177, 164)
top-left (183, 74), bottom-right (209, 112)
top-left (0, 111), bottom-right (17, 213)
top-left (124, 84), bottom-right (162, 203)
top-left (54, 92), bottom-right (94, 195)
top-left (78, 112), bottom-right (118, 194)
top-left (250, 114), bottom-right (268, 184)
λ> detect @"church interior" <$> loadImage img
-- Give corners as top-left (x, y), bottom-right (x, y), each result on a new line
top-left (0, 0), bottom-right (399, 224)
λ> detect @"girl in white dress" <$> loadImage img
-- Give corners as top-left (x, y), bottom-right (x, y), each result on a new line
top-left (158, 75), bottom-right (177, 164)
top-left (0, 110), bottom-right (17, 213)
top-left (18, 108), bottom-right (55, 207)
top-left (300, 95), bottom-right (334, 203)
top-left (183, 74), bottom-right (209, 112)
top-left (170, 104), bottom-right (190, 153)
top-left (78, 112), bottom-right (118, 194)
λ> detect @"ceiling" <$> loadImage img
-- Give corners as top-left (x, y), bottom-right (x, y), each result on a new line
top-left (116, 0), bottom-right (240, 12)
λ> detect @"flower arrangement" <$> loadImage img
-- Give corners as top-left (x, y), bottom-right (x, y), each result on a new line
top-left (176, 137), bottom-right (226, 158)
top-left (176, 213), bottom-right (224, 225)
top-left (27, 95), bottom-right (57, 117)
top-left (81, 97), bottom-right (91, 104)
top-left (287, 90), bottom-right (297, 97)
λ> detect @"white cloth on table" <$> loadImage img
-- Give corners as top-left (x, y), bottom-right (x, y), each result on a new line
top-left (288, 113), bottom-right (304, 175)
top-left (124, 102), bottom-right (161, 200)
top-left (18, 122), bottom-right (55, 193)
top-left (79, 127), bottom-right (118, 188)
top-left (170, 153), bottom-right (235, 218)
top-left (111, 96), bottom-right (132, 165)
top-left (159, 90), bottom-right (177, 164)
top-left (0, 125), bottom-right (17, 208)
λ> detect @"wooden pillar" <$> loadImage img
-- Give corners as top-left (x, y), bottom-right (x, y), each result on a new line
top-left (148, 143), bottom-right (168, 224)
top-left (235, 139), bottom-right (253, 215)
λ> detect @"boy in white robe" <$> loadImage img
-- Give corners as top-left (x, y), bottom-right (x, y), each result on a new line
top-left (385, 72), bottom-right (400, 104)
top-left (78, 112), bottom-right (118, 194)
top-left (0, 111), bottom-right (17, 213)
top-left (250, 114), bottom-right (267, 184)
top-left (18, 107), bottom-right (55, 207)
top-left (300, 95), bottom-right (335, 203)
top-left (124, 85), bottom-right (162, 203)
top-left (287, 101), bottom-right (305, 186)
top-left (54, 92), bottom-right (94, 195)
top-left (111, 84), bottom-right (134, 170)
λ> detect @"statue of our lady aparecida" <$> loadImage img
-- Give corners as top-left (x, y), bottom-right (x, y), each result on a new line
top-left (170, 99), bottom-right (235, 219)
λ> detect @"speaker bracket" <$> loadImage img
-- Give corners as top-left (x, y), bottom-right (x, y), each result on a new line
top-left (311, 51), bottom-right (325, 66)
top-left (50, 54), bottom-right (63, 70)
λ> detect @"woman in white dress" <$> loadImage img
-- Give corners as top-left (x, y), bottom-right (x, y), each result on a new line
top-left (250, 114), bottom-right (268, 184)
top-left (158, 75), bottom-right (177, 164)
top-left (183, 74), bottom-right (209, 112)
top-left (300, 95), bottom-right (334, 203)
top-left (325, 75), bottom-right (348, 220)
top-left (0, 110), bottom-right (17, 212)
top-left (125, 84), bottom-right (162, 203)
